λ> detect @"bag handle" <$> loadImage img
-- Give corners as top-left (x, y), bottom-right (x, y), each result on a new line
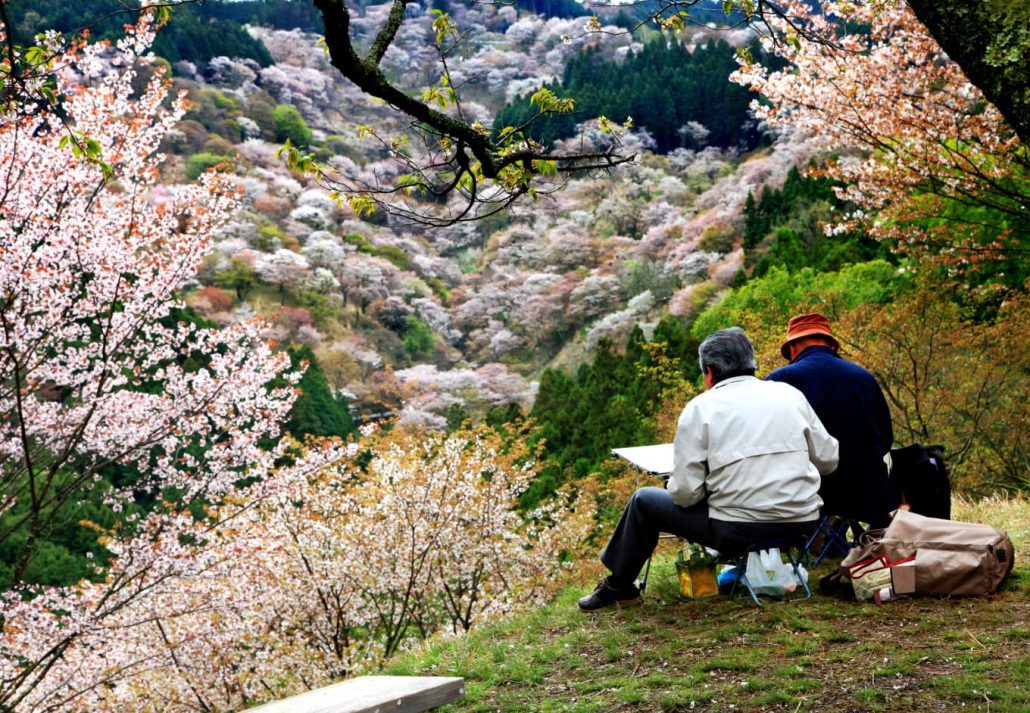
top-left (849, 553), bottom-right (916, 579)
top-left (859, 528), bottom-right (886, 546)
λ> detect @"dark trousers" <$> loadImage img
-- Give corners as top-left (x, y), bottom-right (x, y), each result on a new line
top-left (600, 487), bottom-right (818, 587)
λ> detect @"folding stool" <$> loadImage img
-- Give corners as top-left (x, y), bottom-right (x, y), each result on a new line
top-left (802, 514), bottom-right (864, 567)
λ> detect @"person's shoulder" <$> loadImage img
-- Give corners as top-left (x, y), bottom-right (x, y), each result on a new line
top-left (760, 378), bottom-right (807, 400)
top-left (727, 376), bottom-right (805, 402)
top-left (802, 349), bottom-right (871, 377)
top-left (688, 385), bottom-right (720, 408)
top-left (693, 377), bottom-right (763, 408)
top-left (678, 388), bottom-right (717, 428)
top-left (765, 362), bottom-right (798, 381)
top-left (835, 355), bottom-right (877, 380)
top-left (750, 380), bottom-right (814, 418)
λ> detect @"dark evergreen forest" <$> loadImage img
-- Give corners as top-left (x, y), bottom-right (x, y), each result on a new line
top-left (524, 317), bottom-right (700, 505)
top-left (739, 167), bottom-right (888, 282)
top-left (511, 0), bottom-right (590, 19)
top-left (2, 0), bottom-right (326, 67)
top-left (494, 38), bottom-right (762, 153)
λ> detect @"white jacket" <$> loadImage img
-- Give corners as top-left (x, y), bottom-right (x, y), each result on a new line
top-left (667, 375), bottom-right (839, 523)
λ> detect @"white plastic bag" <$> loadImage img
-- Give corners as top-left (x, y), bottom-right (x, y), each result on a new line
top-left (744, 547), bottom-right (805, 596)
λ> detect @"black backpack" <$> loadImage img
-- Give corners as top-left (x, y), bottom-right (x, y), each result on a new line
top-left (889, 444), bottom-right (951, 520)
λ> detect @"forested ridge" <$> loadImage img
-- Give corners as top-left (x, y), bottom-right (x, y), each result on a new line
top-left (495, 37), bottom-right (763, 152)
top-left (3, 0), bottom-right (327, 67)
top-left (0, 0), bottom-right (1026, 710)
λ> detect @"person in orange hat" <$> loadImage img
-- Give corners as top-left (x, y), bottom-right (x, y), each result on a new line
top-left (766, 313), bottom-right (894, 528)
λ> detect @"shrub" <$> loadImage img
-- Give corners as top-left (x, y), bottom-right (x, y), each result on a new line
top-left (246, 96), bottom-right (278, 139)
top-left (214, 258), bottom-right (258, 300)
top-left (191, 286), bottom-right (234, 313)
top-left (202, 134), bottom-right (235, 155)
top-left (697, 221), bottom-right (736, 253)
top-left (185, 152), bottom-right (230, 180)
top-left (273, 104), bottom-right (312, 147)
top-left (343, 233), bottom-right (373, 251)
top-left (174, 119), bottom-right (209, 153)
top-left (402, 314), bottom-right (436, 361)
top-left (297, 290), bottom-right (339, 326)
top-left (372, 244), bottom-right (412, 271)
top-left (256, 223), bottom-right (287, 251)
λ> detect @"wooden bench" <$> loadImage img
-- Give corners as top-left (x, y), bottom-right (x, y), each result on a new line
top-left (248, 676), bottom-right (465, 713)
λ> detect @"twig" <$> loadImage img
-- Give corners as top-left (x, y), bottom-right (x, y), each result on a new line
top-left (966, 630), bottom-right (988, 649)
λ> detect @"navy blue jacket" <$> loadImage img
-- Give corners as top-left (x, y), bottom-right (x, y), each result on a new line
top-left (766, 346), bottom-right (894, 527)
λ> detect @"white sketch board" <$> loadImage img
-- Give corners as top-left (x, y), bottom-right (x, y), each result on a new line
top-left (611, 443), bottom-right (674, 475)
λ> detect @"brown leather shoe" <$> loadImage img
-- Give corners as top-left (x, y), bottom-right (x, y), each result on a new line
top-left (577, 577), bottom-right (643, 611)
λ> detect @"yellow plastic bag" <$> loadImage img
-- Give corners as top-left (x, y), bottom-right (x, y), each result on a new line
top-left (676, 548), bottom-right (718, 598)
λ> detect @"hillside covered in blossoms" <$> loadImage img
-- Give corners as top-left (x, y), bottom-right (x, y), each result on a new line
top-left (153, 3), bottom-right (804, 426)
top-left (0, 0), bottom-right (1026, 710)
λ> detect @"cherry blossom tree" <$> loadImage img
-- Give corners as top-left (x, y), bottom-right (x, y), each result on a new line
top-left (257, 248), bottom-right (312, 303)
top-left (732, 0), bottom-right (1027, 296)
top-left (333, 255), bottom-right (398, 312)
top-left (315, 425), bottom-right (590, 649)
top-left (0, 12), bottom-right (315, 709)
top-left (67, 425), bottom-right (592, 711)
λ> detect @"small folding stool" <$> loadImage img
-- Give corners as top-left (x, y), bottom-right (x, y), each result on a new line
top-left (802, 515), bottom-right (864, 567)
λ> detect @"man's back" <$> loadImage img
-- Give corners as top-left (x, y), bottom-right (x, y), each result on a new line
top-left (766, 346), bottom-right (893, 526)
top-left (669, 375), bottom-right (838, 523)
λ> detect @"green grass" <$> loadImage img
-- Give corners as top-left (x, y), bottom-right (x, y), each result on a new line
top-left (381, 496), bottom-right (1030, 712)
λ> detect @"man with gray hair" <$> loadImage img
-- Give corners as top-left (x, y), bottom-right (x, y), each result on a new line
top-left (579, 327), bottom-right (839, 611)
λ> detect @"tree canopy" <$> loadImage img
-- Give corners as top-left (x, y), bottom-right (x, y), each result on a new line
top-left (905, 0), bottom-right (1029, 144)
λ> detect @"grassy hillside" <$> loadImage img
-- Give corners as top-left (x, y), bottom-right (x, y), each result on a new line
top-left (383, 496), bottom-right (1029, 712)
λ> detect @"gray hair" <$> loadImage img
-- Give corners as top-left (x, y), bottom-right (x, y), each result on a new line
top-left (698, 327), bottom-right (757, 382)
